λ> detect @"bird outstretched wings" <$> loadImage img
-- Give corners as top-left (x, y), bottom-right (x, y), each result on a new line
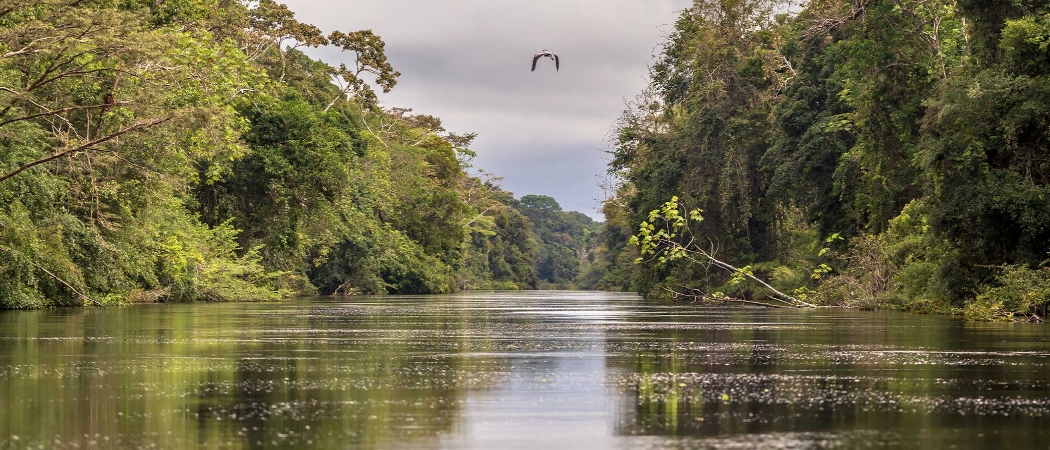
top-left (531, 50), bottom-right (559, 72)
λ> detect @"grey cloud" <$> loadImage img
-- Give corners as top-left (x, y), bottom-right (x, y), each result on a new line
top-left (286, 0), bottom-right (692, 219)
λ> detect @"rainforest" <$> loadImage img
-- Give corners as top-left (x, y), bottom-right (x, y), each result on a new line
top-left (5, 1), bottom-right (1050, 448)
top-left (593, 0), bottom-right (1050, 321)
top-left (0, 0), bottom-right (600, 308)
top-left (2, 0), bottom-right (1050, 322)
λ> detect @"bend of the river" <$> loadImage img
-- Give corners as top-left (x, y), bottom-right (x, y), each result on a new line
top-left (1, 291), bottom-right (1049, 449)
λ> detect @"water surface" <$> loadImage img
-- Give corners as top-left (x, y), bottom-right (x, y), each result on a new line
top-left (1, 291), bottom-right (1049, 449)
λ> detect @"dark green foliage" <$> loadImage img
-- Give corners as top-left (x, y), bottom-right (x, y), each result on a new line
top-left (972, 265), bottom-right (1050, 320)
top-left (919, 69), bottom-right (1050, 292)
top-left (307, 215), bottom-right (454, 295)
top-left (957, 0), bottom-right (1048, 60)
top-left (518, 195), bottom-right (601, 289)
top-left (199, 91), bottom-right (361, 270)
top-left (459, 190), bottom-right (538, 290)
top-left (599, 0), bottom-right (1050, 318)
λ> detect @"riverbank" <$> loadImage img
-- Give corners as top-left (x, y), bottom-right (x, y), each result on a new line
top-left (0, 1), bottom-right (604, 310)
top-left (587, 0), bottom-right (1050, 325)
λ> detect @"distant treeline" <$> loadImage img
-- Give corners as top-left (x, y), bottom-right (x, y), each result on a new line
top-left (0, 0), bottom-right (598, 308)
top-left (592, 0), bottom-right (1050, 319)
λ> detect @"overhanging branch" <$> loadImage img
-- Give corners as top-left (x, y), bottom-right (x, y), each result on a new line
top-left (0, 116), bottom-right (173, 183)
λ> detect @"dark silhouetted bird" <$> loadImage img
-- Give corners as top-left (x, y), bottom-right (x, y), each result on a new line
top-left (532, 49), bottom-right (559, 72)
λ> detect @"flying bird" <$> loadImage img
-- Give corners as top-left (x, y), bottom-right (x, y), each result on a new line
top-left (532, 49), bottom-right (559, 72)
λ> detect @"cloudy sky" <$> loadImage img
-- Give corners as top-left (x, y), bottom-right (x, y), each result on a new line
top-left (284, 0), bottom-right (692, 219)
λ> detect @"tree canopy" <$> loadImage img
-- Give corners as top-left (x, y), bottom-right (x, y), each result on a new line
top-left (596, 0), bottom-right (1050, 319)
top-left (0, 0), bottom-right (596, 308)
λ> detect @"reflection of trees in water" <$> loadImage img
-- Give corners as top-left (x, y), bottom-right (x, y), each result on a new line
top-left (0, 300), bottom-right (514, 448)
top-left (605, 310), bottom-right (1050, 448)
top-left (607, 318), bottom-right (782, 437)
top-left (6, 300), bottom-right (1050, 448)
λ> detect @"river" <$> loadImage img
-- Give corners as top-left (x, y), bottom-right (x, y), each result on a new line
top-left (1, 291), bottom-right (1048, 449)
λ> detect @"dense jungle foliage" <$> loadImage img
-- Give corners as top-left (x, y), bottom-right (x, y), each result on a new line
top-left (518, 194), bottom-right (602, 289)
top-left (0, 0), bottom-right (597, 308)
top-left (597, 0), bottom-right (1050, 319)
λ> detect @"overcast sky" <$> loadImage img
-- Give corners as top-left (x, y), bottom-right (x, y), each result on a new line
top-left (284, 0), bottom-right (692, 219)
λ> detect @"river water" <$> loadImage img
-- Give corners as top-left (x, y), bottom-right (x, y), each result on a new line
top-left (1, 291), bottom-right (1049, 449)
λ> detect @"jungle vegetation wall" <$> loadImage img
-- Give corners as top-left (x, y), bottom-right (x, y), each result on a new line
top-left (0, 0), bottom-right (597, 308)
top-left (595, 0), bottom-right (1050, 319)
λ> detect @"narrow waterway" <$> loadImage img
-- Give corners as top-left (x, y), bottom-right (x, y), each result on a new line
top-left (1, 291), bottom-right (1049, 449)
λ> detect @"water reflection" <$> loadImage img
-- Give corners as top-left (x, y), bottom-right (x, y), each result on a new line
top-left (1, 292), bottom-right (1049, 449)
top-left (605, 308), bottom-right (1050, 448)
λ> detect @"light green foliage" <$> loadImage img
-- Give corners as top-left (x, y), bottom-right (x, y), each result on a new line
top-left (1001, 14), bottom-right (1050, 75)
top-left (974, 265), bottom-right (1050, 321)
top-left (0, 0), bottom-right (295, 307)
top-left (963, 298), bottom-right (1008, 322)
top-left (152, 218), bottom-right (289, 303)
top-left (630, 196), bottom-right (699, 266)
top-left (0, 0), bottom-right (585, 308)
top-left (0, 201), bottom-right (52, 309)
top-left (629, 196), bottom-right (813, 307)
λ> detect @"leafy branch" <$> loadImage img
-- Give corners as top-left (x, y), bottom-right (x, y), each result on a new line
top-left (323, 30), bottom-right (400, 112)
top-left (630, 196), bottom-right (818, 308)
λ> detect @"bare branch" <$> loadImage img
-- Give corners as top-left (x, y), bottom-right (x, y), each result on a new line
top-left (663, 238), bottom-right (819, 308)
top-left (0, 116), bottom-right (173, 183)
top-left (664, 287), bottom-right (786, 308)
top-left (463, 202), bottom-right (505, 228)
top-left (0, 101), bottom-right (129, 128)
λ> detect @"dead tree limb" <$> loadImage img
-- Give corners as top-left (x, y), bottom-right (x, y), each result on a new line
top-left (670, 243), bottom-right (819, 308)
top-left (664, 287), bottom-right (786, 308)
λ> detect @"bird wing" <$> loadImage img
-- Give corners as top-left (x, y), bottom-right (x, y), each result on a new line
top-left (532, 53), bottom-right (541, 71)
top-left (554, 53), bottom-right (559, 71)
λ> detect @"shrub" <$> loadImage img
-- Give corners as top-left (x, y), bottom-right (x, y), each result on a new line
top-left (974, 264), bottom-right (1050, 321)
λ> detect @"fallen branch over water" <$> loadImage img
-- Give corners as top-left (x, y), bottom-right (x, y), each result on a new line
top-left (633, 197), bottom-right (818, 308)
top-left (664, 287), bottom-right (788, 308)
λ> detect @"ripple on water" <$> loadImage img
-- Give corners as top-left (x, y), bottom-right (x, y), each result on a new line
top-left (1, 292), bottom-right (1050, 449)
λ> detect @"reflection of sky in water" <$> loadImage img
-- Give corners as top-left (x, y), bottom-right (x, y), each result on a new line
top-left (1, 291), bottom-right (1050, 449)
top-left (443, 351), bottom-right (614, 449)
top-left (506, 309), bottom-right (639, 319)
